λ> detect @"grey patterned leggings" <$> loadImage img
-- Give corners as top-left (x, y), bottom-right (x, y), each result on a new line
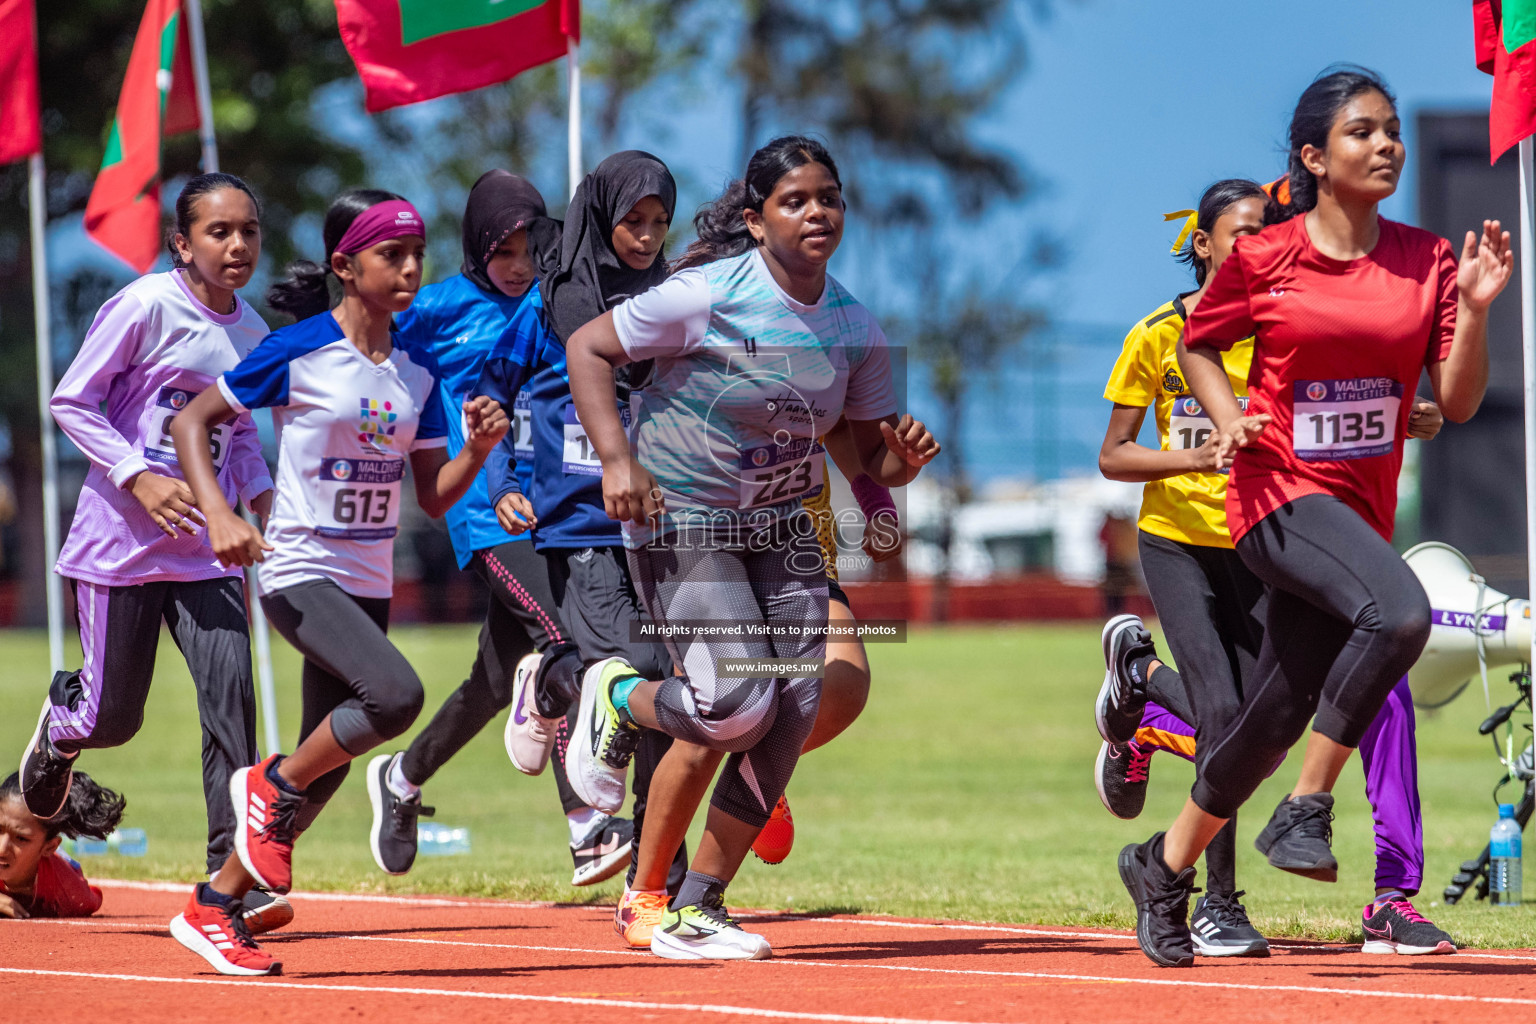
top-left (627, 511), bottom-right (828, 828)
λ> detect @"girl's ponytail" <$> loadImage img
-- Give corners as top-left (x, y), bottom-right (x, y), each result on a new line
top-left (0, 770), bottom-right (126, 841)
top-left (672, 179), bottom-right (757, 272)
top-left (266, 259), bottom-right (333, 319)
top-left (265, 187), bottom-right (405, 319)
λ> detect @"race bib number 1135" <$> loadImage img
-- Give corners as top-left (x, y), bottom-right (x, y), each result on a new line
top-left (1292, 377), bottom-right (1401, 462)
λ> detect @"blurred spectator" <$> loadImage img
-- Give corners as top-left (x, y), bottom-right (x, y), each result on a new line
top-left (1099, 511), bottom-right (1139, 616)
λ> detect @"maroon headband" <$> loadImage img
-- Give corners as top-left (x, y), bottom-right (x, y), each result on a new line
top-left (334, 200), bottom-right (426, 256)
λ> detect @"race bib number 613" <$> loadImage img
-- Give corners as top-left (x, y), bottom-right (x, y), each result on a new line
top-left (315, 457), bottom-right (403, 540)
top-left (1292, 377), bottom-right (1401, 462)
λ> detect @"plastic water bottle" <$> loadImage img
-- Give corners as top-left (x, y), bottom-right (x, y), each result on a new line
top-left (417, 823), bottom-right (471, 856)
top-left (1490, 803), bottom-right (1522, 906)
top-left (110, 828), bottom-right (148, 857)
top-left (70, 835), bottom-right (109, 857)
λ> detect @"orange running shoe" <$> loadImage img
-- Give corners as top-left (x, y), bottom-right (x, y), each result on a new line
top-left (615, 889), bottom-right (669, 948)
top-left (752, 794), bottom-right (794, 865)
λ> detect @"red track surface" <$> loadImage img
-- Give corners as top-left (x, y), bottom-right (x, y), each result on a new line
top-left (2, 881), bottom-right (1532, 1023)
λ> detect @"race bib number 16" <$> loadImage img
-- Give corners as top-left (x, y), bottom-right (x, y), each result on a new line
top-left (1292, 377), bottom-right (1401, 462)
top-left (1169, 395), bottom-right (1249, 451)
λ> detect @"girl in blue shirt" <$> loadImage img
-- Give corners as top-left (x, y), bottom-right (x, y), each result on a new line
top-left (369, 171), bottom-right (629, 887)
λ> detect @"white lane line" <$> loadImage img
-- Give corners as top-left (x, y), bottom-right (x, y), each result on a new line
top-left (0, 968), bottom-right (1007, 1024)
top-left (340, 935), bottom-right (647, 957)
top-left (6, 959), bottom-right (1536, 1011)
top-left (741, 914), bottom-right (1138, 943)
top-left (84, 881), bottom-right (1536, 963)
top-left (16, 916), bottom-right (1536, 967)
top-left (93, 879), bottom-right (554, 909)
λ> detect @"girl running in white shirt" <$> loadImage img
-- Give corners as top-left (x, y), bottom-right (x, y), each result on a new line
top-left (165, 188), bottom-right (507, 977)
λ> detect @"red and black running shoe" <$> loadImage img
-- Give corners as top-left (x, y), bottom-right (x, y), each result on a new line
top-left (230, 754), bottom-right (304, 895)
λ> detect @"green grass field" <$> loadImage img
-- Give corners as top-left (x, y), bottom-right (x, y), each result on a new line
top-left (2, 622), bottom-right (1531, 947)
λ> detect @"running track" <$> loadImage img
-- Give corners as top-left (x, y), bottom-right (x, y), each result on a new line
top-left (2, 881), bottom-right (1531, 1023)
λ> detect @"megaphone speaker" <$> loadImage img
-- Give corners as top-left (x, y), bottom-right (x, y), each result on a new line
top-left (1404, 542), bottom-right (1531, 708)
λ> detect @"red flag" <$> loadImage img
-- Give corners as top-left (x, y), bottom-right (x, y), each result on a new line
top-left (83, 0), bottom-right (201, 272)
top-left (1476, 0), bottom-right (1536, 162)
top-left (0, 0), bottom-right (41, 165)
top-left (335, 0), bottom-right (578, 113)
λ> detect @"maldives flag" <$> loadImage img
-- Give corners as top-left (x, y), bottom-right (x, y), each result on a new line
top-left (336, 0), bottom-right (579, 113)
top-left (1476, 0), bottom-right (1536, 162)
top-left (0, 0), bottom-right (41, 165)
top-left (83, 0), bottom-right (200, 272)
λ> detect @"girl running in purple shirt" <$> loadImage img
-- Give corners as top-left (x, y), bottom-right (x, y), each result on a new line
top-left (19, 173), bottom-right (276, 925)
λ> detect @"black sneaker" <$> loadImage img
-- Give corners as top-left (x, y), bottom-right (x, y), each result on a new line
top-left (1118, 833), bottom-right (1198, 968)
top-left (1254, 793), bottom-right (1338, 882)
top-left (1361, 894), bottom-right (1456, 955)
top-left (1096, 615), bottom-right (1155, 744)
top-left (1096, 740), bottom-right (1153, 819)
top-left (19, 695), bottom-right (76, 820)
top-left (366, 753), bottom-right (434, 876)
top-left (241, 886), bottom-right (295, 936)
top-left (1190, 890), bottom-right (1269, 957)
top-left (571, 815), bottom-right (635, 887)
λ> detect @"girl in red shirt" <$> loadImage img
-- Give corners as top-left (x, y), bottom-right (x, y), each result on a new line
top-left (1118, 67), bottom-right (1512, 969)
top-left (0, 770), bottom-right (124, 919)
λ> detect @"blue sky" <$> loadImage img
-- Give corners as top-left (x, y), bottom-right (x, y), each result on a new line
top-left (997, 0), bottom-right (1494, 328)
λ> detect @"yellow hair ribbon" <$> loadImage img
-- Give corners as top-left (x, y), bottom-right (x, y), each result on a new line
top-left (1164, 209), bottom-right (1197, 255)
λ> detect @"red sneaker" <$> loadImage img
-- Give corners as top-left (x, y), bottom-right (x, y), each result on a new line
top-left (230, 754), bottom-right (304, 894)
top-left (170, 885), bottom-right (281, 976)
top-left (752, 794), bottom-right (795, 865)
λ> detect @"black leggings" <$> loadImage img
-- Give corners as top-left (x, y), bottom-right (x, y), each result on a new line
top-left (1138, 532), bottom-right (1266, 777)
top-left (1192, 495), bottom-right (1430, 819)
top-left (261, 578), bottom-right (425, 827)
top-left (400, 541), bottom-right (581, 812)
top-left (1138, 531), bottom-right (1267, 893)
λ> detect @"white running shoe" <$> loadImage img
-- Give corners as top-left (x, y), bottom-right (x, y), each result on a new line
top-left (568, 657), bottom-right (642, 815)
top-left (650, 895), bottom-right (772, 960)
top-left (503, 652), bottom-right (557, 775)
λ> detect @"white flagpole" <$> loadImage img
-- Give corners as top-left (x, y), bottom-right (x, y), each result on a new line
top-left (29, 152), bottom-right (64, 675)
top-left (183, 0), bottom-right (218, 173)
top-left (1520, 137), bottom-right (1536, 676)
top-left (185, 0), bottom-right (281, 755)
top-left (567, 35), bottom-right (581, 199)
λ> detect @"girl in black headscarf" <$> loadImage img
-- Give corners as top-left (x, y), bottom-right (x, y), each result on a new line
top-left (368, 169), bottom-right (617, 886)
top-left (532, 150), bottom-right (677, 344)
top-left (461, 169), bottom-right (548, 294)
top-left (480, 149), bottom-right (697, 944)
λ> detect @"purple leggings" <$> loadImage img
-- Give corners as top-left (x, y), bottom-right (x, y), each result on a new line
top-left (1137, 676), bottom-right (1422, 894)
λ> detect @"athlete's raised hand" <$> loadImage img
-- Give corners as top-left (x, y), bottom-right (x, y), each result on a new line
top-left (206, 508), bottom-right (272, 568)
top-left (463, 396), bottom-right (510, 456)
top-left (130, 470), bottom-right (206, 538)
top-left (1408, 398), bottom-right (1444, 440)
top-left (1459, 219), bottom-right (1513, 313)
top-left (496, 492), bottom-right (537, 535)
top-left (603, 455), bottom-right (664, 525)
top-left (880, 414), bottom-right (940, 468)
top-left (1213, 414), bottom-right (1272, 465)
